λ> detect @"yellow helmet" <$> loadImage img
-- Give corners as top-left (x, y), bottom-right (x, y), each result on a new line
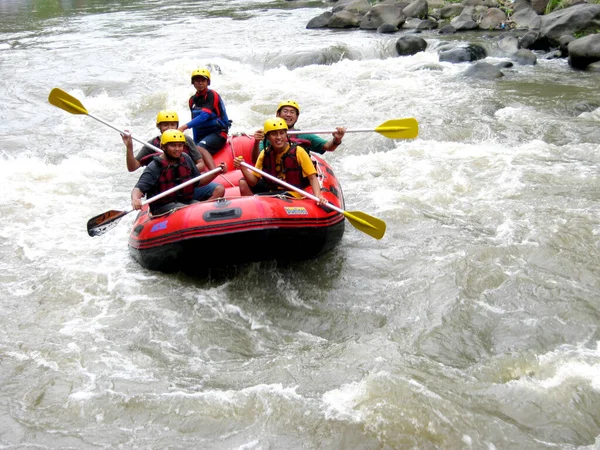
top-left (263, 117), bottom-right (288, 134)
top-left (276, 100), bottom-right (300, 115)
top-left (160, 129), bottom-right (186, 146)
top-left (191, 68), bottom-right (211, 85)
top-left (156, 110), bottom-right (179, 126)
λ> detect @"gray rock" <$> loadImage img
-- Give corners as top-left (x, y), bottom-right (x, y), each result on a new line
top-left (360, 3), bottom-right (406, 29)
top-left (512, 5), bottom-right (541, 30)
top-left (512, 48), bottom-right (538, 64)
top-left (439, 4), bottom-right (465, 19)
top-left (378, 23), bottom-right (400, 33)
top-left (463, 61), bottom-right (505, 79)
top-left (396, 34), bottom-right (429, 55)
top-left (559, 34), bottom-right (576, 55)
top-left (439, 24), bottom-right (457, 34)
top-left (307, 12), bottom-right (333, 29)
top-left (479, 7), bottom-right (508, 30)
top-left (568, 33), bottom-right (600, 69)
top-left (498, 35), bottom-right (519, 55)
top-left (340, 0), bottom-right (372, 15)
top-left (540, 4), bottom-right (600, 42)
top-left (403, 0), bottom-right (429, 19)
top-left (330, 10), bottom-right (361, 28)
top-left (439, 44), bottom-right (487, 62)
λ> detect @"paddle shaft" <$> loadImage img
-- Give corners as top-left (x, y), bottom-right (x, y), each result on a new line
top-left (288, 128), bottom-right (379, 135)
top-left (88, 111), bottom-right (163, 154)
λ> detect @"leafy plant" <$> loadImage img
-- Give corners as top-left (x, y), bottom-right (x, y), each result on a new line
top-left (545, 0), bottom-right (567, 14)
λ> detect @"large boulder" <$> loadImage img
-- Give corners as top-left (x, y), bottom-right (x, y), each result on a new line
top-left (479, 7), bottom-right (508, 30)
top-left (403, 0), bottom-right (429, 19)
top-left (396, 35), bottom-right (429, 55)
top-left (330, 10), bottom-right (361, 28)
top-left (360, 3), bottom-right (406, 29)
top-left (497, 35), bottom-right (519, 55)
top-left (439, 44), bottom-right (487, 62)
top-left (512, 5), bottom-right (541, 30)
top-left (307, 12), bottom-right (333, 29)
top-left (450, 9), bottom-right (479, 30)
top-left (512, 48), bottom-right (538, 65)
top-left (439, 4), bottom-right (465, 18)
top-left (462, 61), bottom-right (505, 79)
top-left (540, 4), bottom-right (600, 42)
top-left (333, 0), bottom-right (370, 13)
top-left (568, 33), bottom-right (600, 69)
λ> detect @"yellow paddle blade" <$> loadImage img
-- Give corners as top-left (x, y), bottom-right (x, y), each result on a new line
top-left (48, 88), bottom-right (88, 115)
top-left (343, 210), bottom-right (386, 239)
top-left (374, 118), bottom-right (418, 139)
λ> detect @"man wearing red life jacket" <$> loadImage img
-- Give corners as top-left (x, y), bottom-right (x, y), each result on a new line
top-left (234, 118), bottom-right (326, 205)
top-left (128, 130), bottom-right (224, 215)
top-left (124, 110), bottom-right (218, 173)
top-left (178, 68), bottom-right (231, 156)
top-left (251, 100), bottom-right (346, 163)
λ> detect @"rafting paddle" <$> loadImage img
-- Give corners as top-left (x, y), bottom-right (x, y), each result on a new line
top-left (87, 167), bottom-right (223, 237)
top-left (286, 118), bottom-right (418, 140)
top-left (240, 162), bottom-right (386, 239)
top-left (48, 87), bottom-right (163, 153)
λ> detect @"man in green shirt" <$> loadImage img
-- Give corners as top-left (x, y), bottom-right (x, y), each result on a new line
top-left (251, 100), bottom-right (346, 163)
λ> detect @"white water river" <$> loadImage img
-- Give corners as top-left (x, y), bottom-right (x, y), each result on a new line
top-left (1, 0), bottom-right (599, 448)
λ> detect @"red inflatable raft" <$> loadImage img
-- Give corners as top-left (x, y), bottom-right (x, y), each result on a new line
top-left (128, 135), bottom-right (345, 272)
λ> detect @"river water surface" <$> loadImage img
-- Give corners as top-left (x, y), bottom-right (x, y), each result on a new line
top-left (1, 0), bottom-right (600, 448)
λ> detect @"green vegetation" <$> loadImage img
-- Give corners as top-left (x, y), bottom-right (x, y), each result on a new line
top-left (574, 29), bottom-right (600, 38)
top-left (544, 0), bottom-right (567, 14)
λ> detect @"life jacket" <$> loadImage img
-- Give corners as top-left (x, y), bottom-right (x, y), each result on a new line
top-left (149, 155), bottom-right (195, 208)
top-left (188, 89), bottom-right (231, 143)
top-left (139, 137), bottom-right (193, 167)
top-left (261, 144), bottom-right (309, 191)
top-left (289, 136), bottom-right (312, 149)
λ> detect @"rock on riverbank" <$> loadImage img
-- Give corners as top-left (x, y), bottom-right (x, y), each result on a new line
top-left (305, 0), bottom-right (600, 70)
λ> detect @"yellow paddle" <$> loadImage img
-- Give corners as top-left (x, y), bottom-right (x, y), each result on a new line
top-left (286, 117), bottom-right (418, 140)
top-left (240, 162), bottom-right (386, 240)
top-left (47, 87), bottom-right (163, 153)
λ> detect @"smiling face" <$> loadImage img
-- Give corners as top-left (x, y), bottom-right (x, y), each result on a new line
top-left (277, 106), bottom-right (299, 129)
top-left (163, 142), bottom-right (185, 160)
top-left (266, 129), bottom-right (288, 152)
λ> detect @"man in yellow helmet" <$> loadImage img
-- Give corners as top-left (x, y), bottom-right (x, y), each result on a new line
top-left (128, 130), bottom-right (224, 215)
top-left (124, 110), bottom-right (219, 173)
top-left (178, 68), bottom-right (231, 156)
top-left (251, 100), bottom-right (346, 163)
top-left (234, 118), bottom-right (326, 204)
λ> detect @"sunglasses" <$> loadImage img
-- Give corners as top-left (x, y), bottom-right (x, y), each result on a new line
top-left (192, 77), bottom-right (208, 82)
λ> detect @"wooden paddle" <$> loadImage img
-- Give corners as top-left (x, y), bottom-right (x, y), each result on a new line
top-left (87, 167), bottom-right (222, 237)
top-left (286, 118), bottom-right (418, 140)
top-left (240, 162), bottom-right (386, 239)
top-left (48, 87), bottom-right (163, 153)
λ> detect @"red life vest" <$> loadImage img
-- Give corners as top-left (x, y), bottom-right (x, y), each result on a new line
top-left (289, 136), bottom-right (312, 148)
top-left (261, 144), bottom-right (309, 190)
top-left (151, 155), bottom-right (195, 207)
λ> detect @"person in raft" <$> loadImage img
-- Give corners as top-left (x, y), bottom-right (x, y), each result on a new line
top-left (127, 130), bottom-right (225, 215)
top-left (251, 100), bottom-right (346, 163)
top-left (124, 110), bottom-right (220, 173)
top-left (233, 117), bottom-right (326, 205)
top-left (178, 68), bottom-right (231, 156)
